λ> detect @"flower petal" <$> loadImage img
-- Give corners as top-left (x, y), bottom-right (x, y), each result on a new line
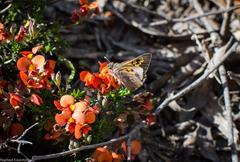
top-left (131, 140), bottom-right (142, 155)
top-left (55, 113), bottom-right (67, 126)
top-left (54, 100), bottom-right (64, 111)
top-left (31, 55), bottom-right (45, 69)
top-left (19, 71), bottom-right (28, 85)
top-left (60, 95), bottom-right (74, 107)
top-left (85, 111), bottom-right (96, 124)
top-left (62, 108), bottom-right (72, 119)
top-left (32, 44), bottom-right (43, 54)
top-left (145, 114), bottom-right (156, 126)
top-left (65, 123), bottom-right (75, 133)
top-left (74, 124), bottom-right (82, 139)
top-left (17, 57), bottom-right (31, 71)
top-left (80, 71), bottom-right (93, 82)
top-left (19, 51), bottom-right (32, 57)
top-left (45, 60), bottom-right (56, 75)
top-left (99, 62), bottom-right (108, 72)
top-left (31, 93), bottom-right (43, 106)
top-left (79, 0), bottom-right (88, 5)
top-left (74, 101), bottom-right (88, 112)
top-left (143, 99), bottom-right (153, 111)
top-left (92, 147), bottom-right (112, 162)
top-left (92, 77), bottom-right (101, 89)
top-left (112, 152), bottom-right (123, 162)
top-left (9, 93), bottom-right (23, 108)
top-left (82, 125), bottom-right (91, 135)
top-left (72, 111), bottom-right (85, 124)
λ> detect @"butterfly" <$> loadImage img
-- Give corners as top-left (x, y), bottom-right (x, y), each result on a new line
top-left (107, 53), bottom-right (152, 91)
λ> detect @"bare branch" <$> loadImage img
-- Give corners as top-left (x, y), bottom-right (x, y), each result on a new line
top-left (30, 124), bottom-right (143, 161)
top-left (148, 5), bottom-right (240, 26)
top-left (155, 38), bottom-right (238, 114)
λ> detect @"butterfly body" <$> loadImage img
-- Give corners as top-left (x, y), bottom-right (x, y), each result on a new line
top-left (108, 53), bottom-right (152, 90)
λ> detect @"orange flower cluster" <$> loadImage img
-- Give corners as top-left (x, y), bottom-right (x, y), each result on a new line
top-left (92, 140), bottom-right (142, 162)
top-left (16, 46), bottom-right (56, 89)
top-left (54, 95), bottom-right (99, 139)
top-left (80, 62), bottom-right (120, 94)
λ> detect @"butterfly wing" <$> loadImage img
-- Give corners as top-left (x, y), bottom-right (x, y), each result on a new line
top-left (120, 53), bottom-right (152, 73)
top-left (117, 66), bottom-right (145, 90)
top-left (111, 53), bottom-right (152, 90)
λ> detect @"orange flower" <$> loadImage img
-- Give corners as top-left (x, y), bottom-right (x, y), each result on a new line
top-left (17, 51), bottom-right (55, 89)
top-left (92, 147), bottom-right (124, 162)
top-left (80, 62), bottom-right (121, 94)
top-left (130, 140), bottom-right (142, 155)
top-left (8, 92), bottom-right (24, 120)
top-left (121, 140), bottom-right (142, 160)
top-left (112, 152), bottom-right (123, 162)
top-left (54, 95), bottom-right (99, 139)
top-left (92, 147), bottom-right (113, 162)
top-left (60, 95), bottom-right (74, 107)
top-left (9, 93), bottom-right (23, 108)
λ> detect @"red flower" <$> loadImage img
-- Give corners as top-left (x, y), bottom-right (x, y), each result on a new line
top-left (9, 93), bottom-right (23, 109)
top-left (145, 114), bottom-right (157, 126)
top-left (71, 9), bottom-right (80, 22)
top-left (8, 92), bottom-right (24, 120)
top-left (72, 0), bottom-right (99, 23)
top-left (80, 62), bottom-right (121, 94)
top-left (54, 95), bottom-right (99, 139)
top-left (31, 93), bottom-right (43, 106)
top-left (143, 99), bottom-right (153, 111)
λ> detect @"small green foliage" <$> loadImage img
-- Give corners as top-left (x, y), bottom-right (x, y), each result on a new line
top-left (71, 89), bottom-right (86, 100)
top-left (107, 87), bottom-right (131, 103)
top-left (5, 10), bottom-right (17, 23)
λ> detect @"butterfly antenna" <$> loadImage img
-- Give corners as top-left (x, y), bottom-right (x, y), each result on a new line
top-left (104, 56), bottom-right (111, 63)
